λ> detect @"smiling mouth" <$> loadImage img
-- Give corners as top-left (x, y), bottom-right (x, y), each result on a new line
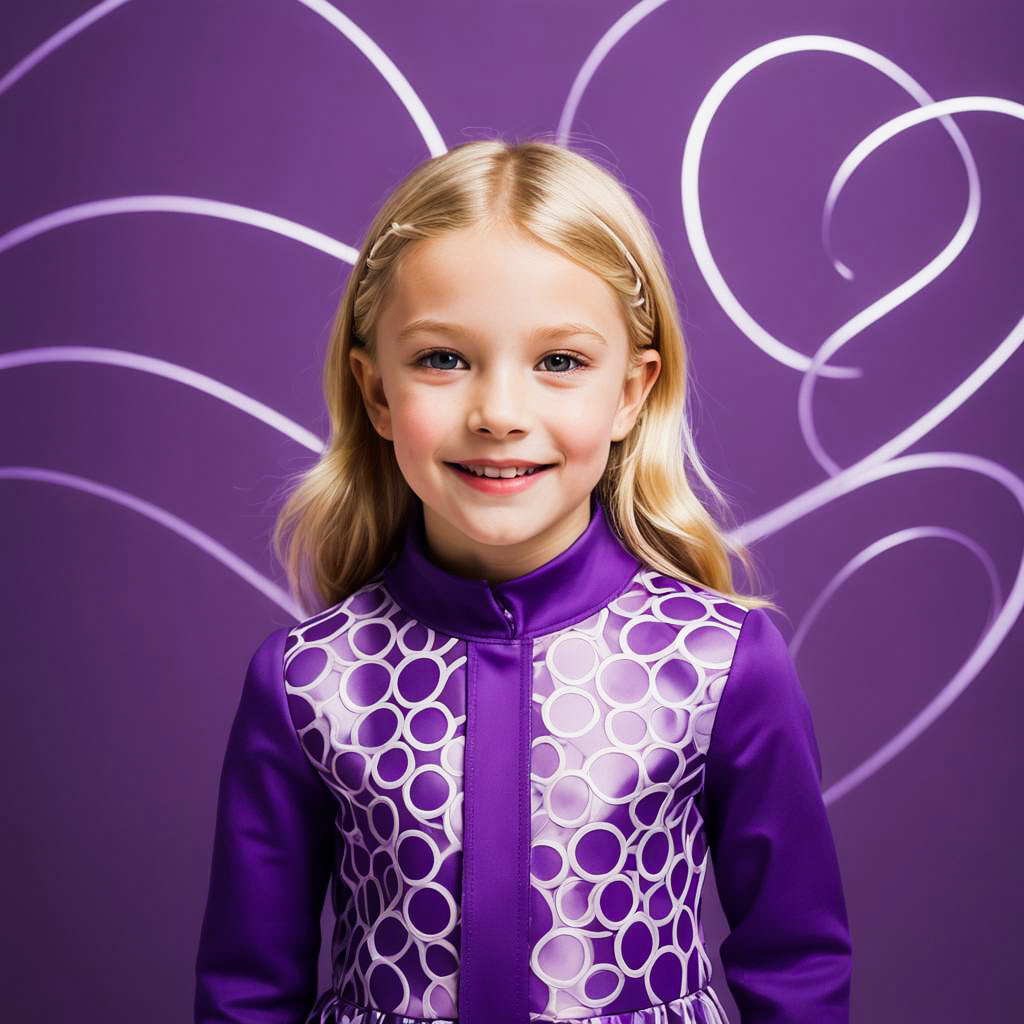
top-left (445, 462), bottom-right (556, 479)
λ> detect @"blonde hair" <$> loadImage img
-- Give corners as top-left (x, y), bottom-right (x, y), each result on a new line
top-left (273, 136), bottom-right (779, 618)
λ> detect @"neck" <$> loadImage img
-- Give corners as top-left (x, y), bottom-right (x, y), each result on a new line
top-left (420, 496), bottom-right (593, 584)
top-left (382, 491), bottom-right (642, 641)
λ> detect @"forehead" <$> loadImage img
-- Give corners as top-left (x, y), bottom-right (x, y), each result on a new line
top-left (379, 224), bottom-right (627, 340)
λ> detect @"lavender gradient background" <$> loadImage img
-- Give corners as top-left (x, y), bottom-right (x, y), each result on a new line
top-left (3, 1), bottom-right (1022, 1020)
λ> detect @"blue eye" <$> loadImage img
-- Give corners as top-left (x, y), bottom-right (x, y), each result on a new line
top-left (539, 352), bottom-right (585, 374)
top-left (419, 350), bottom-right (464, 371)
top-left (415, 349), bottom-right (589, 374)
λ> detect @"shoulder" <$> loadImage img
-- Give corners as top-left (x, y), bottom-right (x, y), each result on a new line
top-left (629, 567), bottom-right (795, 671)
top-left (279, 568), bottom-right (392, 685)
top-left (725, 606), bottom-right (809, 714)
top-left (244, 624), bottom-right (291, 686)
top-left (614, 566), bottom-right (751, 741)
top-left (284, 569), bottom-right (392, 645)
top-left (701, 603), bottom-right (823, 789)
top-left (233, 571), bottom-right (392, 726)
top-left (627, 563), bottom-right (751, 646)
top-left (629, 563), bottom-right (746, 608)
top-left (624, 568), bottom-right (805, 740)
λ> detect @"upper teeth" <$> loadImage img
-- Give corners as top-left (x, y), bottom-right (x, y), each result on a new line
top-left (459, 464), bottom-right (540, 478)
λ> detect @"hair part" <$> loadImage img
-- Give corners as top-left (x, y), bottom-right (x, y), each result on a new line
top-left (273, 136), bottom-right (779, 617)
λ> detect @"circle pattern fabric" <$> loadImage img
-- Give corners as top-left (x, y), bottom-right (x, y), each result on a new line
top-left (284, 567), bottom-right (743, 1023)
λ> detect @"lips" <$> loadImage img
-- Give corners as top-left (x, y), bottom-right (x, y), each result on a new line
top-left (444, 462), bottom-right (555, 490)
top-left (446, 462), bottom-right (554, 478)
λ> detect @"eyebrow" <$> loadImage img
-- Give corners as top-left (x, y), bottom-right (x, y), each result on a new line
top-left (396, 318), bottom-right (607, 347)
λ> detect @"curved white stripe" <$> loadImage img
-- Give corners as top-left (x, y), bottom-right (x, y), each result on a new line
top-left (726, 451), bottom-right (1024, 806)
top-left (800, 97), bottom-right (1014, 477)
top-left (556, 0), bottom-right (672, 145)
top-left (796, 523), bottom-right (1004, 806)
top-left (0, 0), bottom-right (446, 155)
top-left (791, 526), bottom-right (1001, 662)
top-left (0, 195), bottom-right (359, 262)
top-left (0, 466), bottom-right (304, 620)
top-left (740, 308), bottom-right (1024, 546)
top-left (293, 0), bottom-right (446, 156)
top-left (681, 35), bottom-right (980, 377)
top-left (0, 0), bottom-right (131, 98)
top-left (0, 345), bottom-right (325, 453)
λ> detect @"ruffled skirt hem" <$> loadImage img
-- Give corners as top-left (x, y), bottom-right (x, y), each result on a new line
top-left (305, 984), bottom-right (730, 1024)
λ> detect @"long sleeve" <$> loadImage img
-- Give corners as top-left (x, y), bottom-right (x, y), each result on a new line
top-left (194, 626), bottom-right (336, 1024)
top-left (697, 607), bottom-right (853, 1023)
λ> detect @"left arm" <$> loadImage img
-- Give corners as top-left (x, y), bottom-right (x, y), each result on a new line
top-left (697, 607), bottom-right (853, 1023)
top-left (194, 626), bottom-right (336, 1023)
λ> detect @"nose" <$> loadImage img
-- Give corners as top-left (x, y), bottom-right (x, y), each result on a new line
top-left (467, 366), bottom-right (529, 438)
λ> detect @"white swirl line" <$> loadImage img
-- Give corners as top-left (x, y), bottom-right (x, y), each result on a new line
top-left (0, 0), bottom-right (446, 156)
top-left (683, 35), bottom-right (976, 377)
top-left (556, 0), bottom-right (672, 146)
top-left (0, 0), bottom-right (128, 98)
top-left (791, 526), bottom-right (1002, 663)
top-left (293, 0), bottom-right (445, 156)
top-left (0, 195), bottom-right (359, 262)
top-left (766, 451), bottom-right (1023, 806)
top-left (0, 466), bottom-right (304, 620)
top-left (0, 345), bottom-right (325, 453)
top-left (800, 97), bottom-right (1016, 477)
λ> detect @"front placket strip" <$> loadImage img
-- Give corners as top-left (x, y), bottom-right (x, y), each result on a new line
top-left (459, 637), bottom-right (531, 1023)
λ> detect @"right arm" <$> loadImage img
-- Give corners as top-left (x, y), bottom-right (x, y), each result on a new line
top-left (194, 626), bottom-right (336, 1023)
top-left (696, 607), bottom-right (853, 1022)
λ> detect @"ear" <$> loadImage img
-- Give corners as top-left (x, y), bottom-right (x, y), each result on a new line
top-left (349, 346), bottom-right (394, 441)
top-left (610, 349), bottom-right (661, 442)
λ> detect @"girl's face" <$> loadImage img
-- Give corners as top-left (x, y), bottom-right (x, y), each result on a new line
top-left (350, 221), bottom-right (660, 583)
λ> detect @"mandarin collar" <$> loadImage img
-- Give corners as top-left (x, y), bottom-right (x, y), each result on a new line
top-left (382, 491), bottom-right (641, 641)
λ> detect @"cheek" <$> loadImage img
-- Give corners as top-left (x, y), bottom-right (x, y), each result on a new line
top-left (391, 391), bottom-right (445, 447)
top-left (548, 392), bottom-right (619, 457)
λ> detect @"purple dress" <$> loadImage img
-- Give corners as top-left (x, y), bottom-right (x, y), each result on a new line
top-left (194, 492), bottom-right (852, 1023)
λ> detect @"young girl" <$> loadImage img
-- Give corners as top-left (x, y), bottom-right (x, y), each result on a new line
top-left (194, 138), bottom-right (852, 1024)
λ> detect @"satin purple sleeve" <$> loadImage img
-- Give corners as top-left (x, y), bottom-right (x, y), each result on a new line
top-left (194, 626), bottom-right (335, 1024)
top-left (697, 607), bottom-right (853, 1023)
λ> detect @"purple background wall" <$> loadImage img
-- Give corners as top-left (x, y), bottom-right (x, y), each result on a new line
top-left (3, 1), bottom-right (1022, 1020)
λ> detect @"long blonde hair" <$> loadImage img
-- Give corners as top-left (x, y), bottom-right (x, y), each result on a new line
top-left (273, 137), bottom-right (779, 618)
